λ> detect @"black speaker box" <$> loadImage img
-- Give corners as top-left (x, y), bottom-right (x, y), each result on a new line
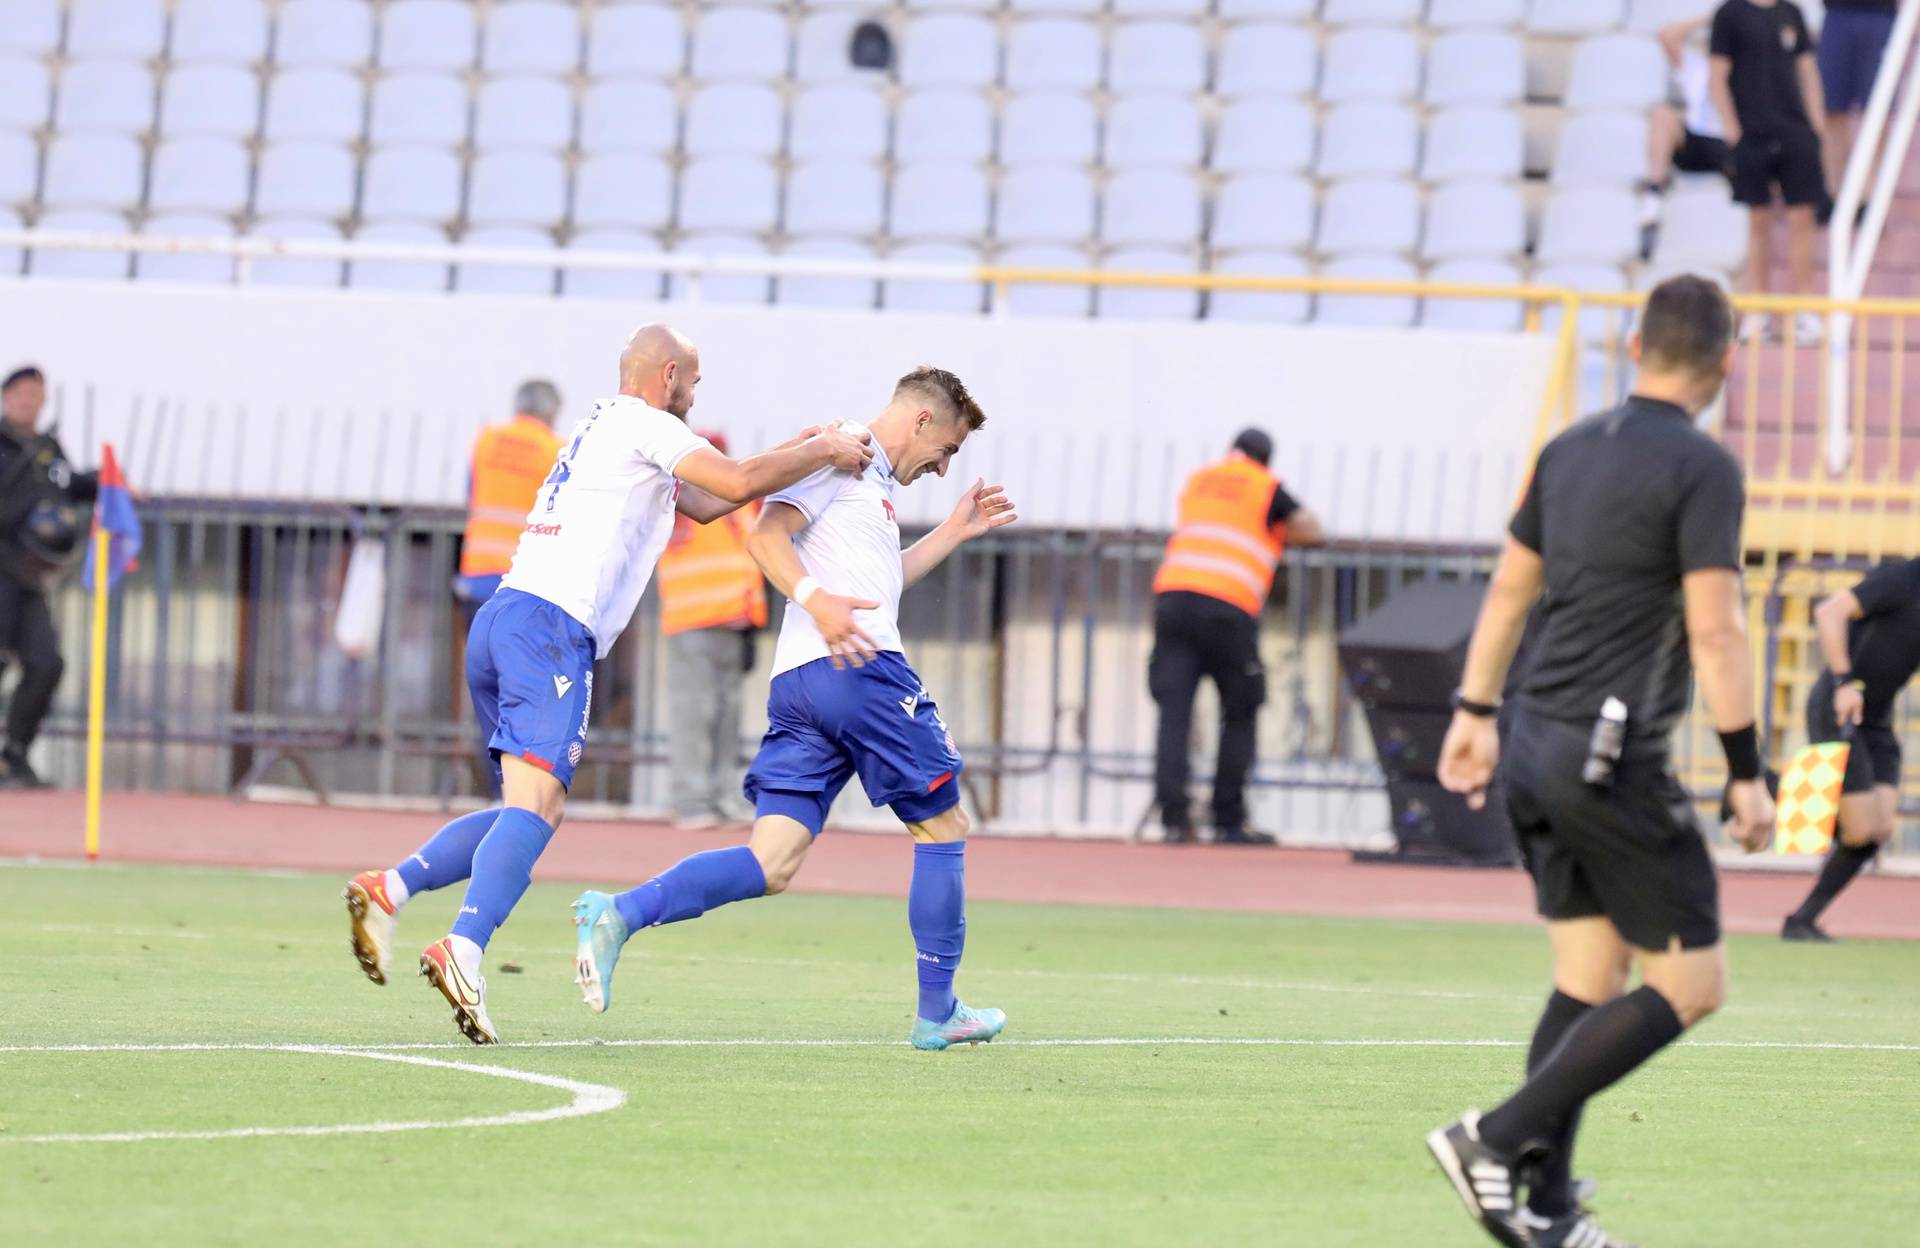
top-left (1363, 707), bottom-right (1455, 781)
top-left (1337, 580), bottom-right (1484, 711)
top-left (1365, 779), bottom-right (1518, 867)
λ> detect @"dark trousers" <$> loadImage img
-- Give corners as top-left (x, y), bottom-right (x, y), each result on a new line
top-left (1149, 591), bottom-right (1267, 832)
top-left (0, 573), bottom-right (63, 751)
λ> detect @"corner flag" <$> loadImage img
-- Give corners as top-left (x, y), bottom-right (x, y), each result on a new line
top-left (82, 443), bottom-right (141, 591)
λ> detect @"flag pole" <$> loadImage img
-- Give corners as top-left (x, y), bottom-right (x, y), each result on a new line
top-left (85, 525), bottom-right (109, 862)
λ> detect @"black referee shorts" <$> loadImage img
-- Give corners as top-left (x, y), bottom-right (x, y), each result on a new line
top-left (1806, 673), bottom-right (1903, 794)
top-left (1503, 709), bottom-right (1721, 951)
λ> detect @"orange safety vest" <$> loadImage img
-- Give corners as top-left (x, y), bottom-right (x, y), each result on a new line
top-left (657, 505), bottom-right (770, 636)
top-left (1151, 452), bottom-right (1286, 617)
top-left (460, 416), bottom-right (565, 577)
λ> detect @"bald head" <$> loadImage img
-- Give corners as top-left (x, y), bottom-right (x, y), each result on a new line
top-left (619, 323), bottom-right (701, 418)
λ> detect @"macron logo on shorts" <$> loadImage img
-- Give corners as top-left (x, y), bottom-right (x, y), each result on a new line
top-left (900, 692), bottom-right (920, 719)
top-left (554, 674), bottom-right (573, 698)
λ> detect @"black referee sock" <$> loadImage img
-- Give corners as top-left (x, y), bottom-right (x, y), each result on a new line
top-left (1477, 986), bottom-right (1684, 1160)
top-left (1792, 840), bottom-right (1880, 924)
top-left (1522, 990), bottom-right (1596, 1219)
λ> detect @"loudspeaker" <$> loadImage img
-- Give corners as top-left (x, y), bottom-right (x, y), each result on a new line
top-left (1363, 707), bottom-right (1455, 781)
top-left (1337, 580), bottom-right (1484, 711)
top-left (1367, 779), bottom-right (1518, 867)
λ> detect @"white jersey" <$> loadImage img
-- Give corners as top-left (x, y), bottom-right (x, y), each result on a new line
top-left (768, 425), bottom-right (906, 677)
top-left (501, 395), bottom-right (710, 658)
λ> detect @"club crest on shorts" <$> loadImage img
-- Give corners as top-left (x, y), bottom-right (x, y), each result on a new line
top-left (567, 741), bottom-right (584, 766)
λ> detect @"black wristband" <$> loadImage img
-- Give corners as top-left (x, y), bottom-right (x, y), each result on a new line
top-left (1452, 690), bottom-right (1500, 719)
top-left (1719, 725), bottom-right (1763, 781)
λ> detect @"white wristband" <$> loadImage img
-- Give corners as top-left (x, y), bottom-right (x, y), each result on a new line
top-left (794, 576), bottom-right (823, 607)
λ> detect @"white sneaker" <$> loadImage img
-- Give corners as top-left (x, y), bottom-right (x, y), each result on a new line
top-left (419, 937), bottom-right (499, 1044)
top-left (1739, 312), bottom-right (1773, 343)
top-left (1792, 311), bottom-right (1825, 345)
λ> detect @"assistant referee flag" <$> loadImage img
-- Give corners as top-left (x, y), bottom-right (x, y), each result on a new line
top-left (82, 443), bottom-right (141, 591)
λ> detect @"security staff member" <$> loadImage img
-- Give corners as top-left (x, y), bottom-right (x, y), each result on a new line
top-left (0, 366), bottom-right (97, 789)
top-left (1430, 276), bottom-right (1773, 1248)
top-left (656, 430), bottom-right (768, 828)
top-left (1781, 557), bottom-right (1920, 941)
top-left (1149, 429), bottom-right (1323, 845)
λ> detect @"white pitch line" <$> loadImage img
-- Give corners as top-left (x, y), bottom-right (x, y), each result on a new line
top-left (0, 1045), bottom-right (626, 1145)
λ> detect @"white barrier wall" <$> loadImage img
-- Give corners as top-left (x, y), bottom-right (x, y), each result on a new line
top-left (2, 279), bottom-right (1554, 543)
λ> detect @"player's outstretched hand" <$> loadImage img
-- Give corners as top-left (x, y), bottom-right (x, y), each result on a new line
top-left (1436, 711), bottom-right (1499, 811)
top-left (1724, 778), bottom-right (1775, 854)
top-left (950, 479), bottom-right (1018, 539)
top-left (813, 425), bottom-right (875, 473)
top-left (808, 591), bottom-right (882, 669)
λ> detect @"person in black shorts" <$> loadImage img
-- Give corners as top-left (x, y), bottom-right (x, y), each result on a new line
top-left (1710, 0), bottom-right (1829, 344)
top-left (1781, 558), bottom-right (1918, 940)
top-left (1425, 276), bottom-right (1774, 1248)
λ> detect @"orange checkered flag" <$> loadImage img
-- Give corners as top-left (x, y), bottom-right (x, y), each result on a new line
top-left (1774, 741), bottom-right (1850, 855)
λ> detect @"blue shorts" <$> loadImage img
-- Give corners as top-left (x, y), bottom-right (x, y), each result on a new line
top-left (744, 652), bottom-right (964, 835)
top-left (466, 588), bottom-right (596, 790)
top-left (1820, 10), bottom-right (1896, 114)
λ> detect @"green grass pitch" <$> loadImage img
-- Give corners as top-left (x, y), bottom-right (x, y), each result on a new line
top-left (2, 861), bottom-right (1916, 1246)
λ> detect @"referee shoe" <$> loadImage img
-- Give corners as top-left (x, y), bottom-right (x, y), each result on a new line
top-left (1426, 1111), bottom-right (1533, 1247)
top-left (1521, 1208), bottom-right (1638, 1248)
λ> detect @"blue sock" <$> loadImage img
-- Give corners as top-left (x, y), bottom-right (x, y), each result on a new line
top-left (908, 841), bottom-right (966, 1023)
top-left (613, 847), bottom-right (767, 932)
top-left (393, 809), bottom-right (499, 896)
top-left (447, 808), bottom-right (555, 950)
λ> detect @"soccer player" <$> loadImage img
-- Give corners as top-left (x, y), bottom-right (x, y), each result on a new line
top-left (1428, 276), bottom-right (1773, 1248)
top-left (1781, 557), bottom-right (1919, 941)
top-left (569, 367), bottom-right (1017, 1051)
top-left (341, 324), bottom-right (873, 1044)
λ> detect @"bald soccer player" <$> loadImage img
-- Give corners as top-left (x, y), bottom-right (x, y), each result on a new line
top-left (341, 324), bottom-right (874, 1044)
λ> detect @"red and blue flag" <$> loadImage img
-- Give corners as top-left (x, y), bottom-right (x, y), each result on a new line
top-left (82, 443), bottom-right (141, 591)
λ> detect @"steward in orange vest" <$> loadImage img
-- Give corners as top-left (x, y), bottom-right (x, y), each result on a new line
top-left (1149, 429), bottom-right (1323, 845)
top-left (657, 506), bottom-right (770, 636)
top-left (458, 381), bottom-right (566, 594)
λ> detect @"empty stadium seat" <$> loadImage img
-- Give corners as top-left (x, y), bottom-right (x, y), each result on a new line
top-left (1422, 182), bottom-right (1527, 260)
top-left (474, 77), bottom-right (573, 153)
top-left (1216, 24), bottom-right (1318, 99)
top-left (1426, 33), bottom-right (1526, 107)
top-left (996, 167), bottom-right (1096, 244)
top-left (379, 1), bottom-right (478, 73)
top-left (148, 138), bottom-right (251, 215)
top-left (1106, 95), bottom-right (1204, 169)
top-left (1113, 0), bottom-right (1210, 16)
top-left (481, 2), bottom-right (580, 77)
top-left (1421, 107), bottom-right (1526, 183)
top-left (776, 237), bottom-right (879, 310)
top-left (997, 244), bottom-right (1092, 318)
top-left (0, 57), bottom-right (52, 131)
top-left (0, 207), bottom-right (20, 277)
top-left (1213, 98), bottom-right (1316, 174)
top-left (685, 84), bottom-right (782, 159)
top-left (171, 0), bottom-right (270, 65)
top-left (245, 216), bottom-right (346, 288)
top-left (890, 164), bottom-right (992, 241)
top-left (1316, 255), bottom-right (1418, 327)
top-left (1420, 259), bottom-right (1525, 331)
top-left (265, 69), bottom-right (366, 144)
top-left (136, 213), bottom-right (236, 285)
top-left (1565, 35), bottom-right (1668, 112)
top-left (882, 241), bottom-right (985, 315)
top-left (361, 146), bottom-right (463, 224)
top-left (275, 0), bottom-right (375, 69)
top-left (1534, 261), bottom-right (1631, 344)
top-left (1006, 20), bottom-right (1102, 93)
top-left (895, 91), bottom-right (994, 165)
top-left (1536, 188), bottom-right (1640, 265)
top-left (0, 135), bottom-right (35, 209)
top-left (1552, 111), bottom-right (1651, 187)
top-left (1627, 0), bottom-right (1717, 32)
top-left (1000, 94), bottom-right (1098, 167)
top-left (572, 154), bottom-right (674, 230)
top-left (1103, 170), bottom-right (1202, 248)
top-left (902, 17), bottom-right (998, 89)
top-left (796, 13), bottom-right (887, 85)
top-left (42, 134), bottom-right (143, 211)
top-left (54, 62), bottom-right (156, 135)
top-left (1109, 22), bottom-right (1207, 95)
top-left (255, 141), bottom-right (357, 219)
top-left (349, 221), bottom-right (450, 293)
top-left (578, 81), bottom-right (677, 155)
top-left (2, 0), bottom-right (61, 57)
top-left (369, 73), bottom-right (469, 149)
top-left (1215, 0), bottom-right (1315, 18)
top-left (456, 225), bottom-right (558, 297)
top-left (1427, 0), bottom-right (1527, 28)
top-left (586, 5), bottom-right (685, 80)
top-left (1098, 248), bottom-right (1200, 321)
top-left (1530, 0), bottom-right (1626, 35)
top-left (1653, 191), bottom-right (1747, 272)
top-left (1321, 28), bottom-right (1421, 104)
top-left (561, 229), bottom-right (665, 302)
top-left (786, 160), bottom-right (886, 237)
top-left (667, 234), bottom-right (771, 305)
top-left (1206, 250), bottom-right (1311, 325)
top-left (1317, 105), bottom-right (1420, 181)
top-left (1323, 0), bottom-right (1423, 23)
top-left (468, 150), bottom-right (567, 229)
top-left (161, 65), bottom-right (260, 140)
top-left (791, 87), bottom-right (888, 162)
top-left (31, 209), bottom-right (132, 280)
top-left (691, 10), bottom-right (789, 83)
top-left (67, 0), bottom-right (166, 61)
top-left (1317, 179), bottom-right (1421, 257)
top-left (1007, 0), bottom-right (1101, 13)
top-left (1211, 175), bottom-right (1315, 252)
top-left (679, 158), bottom-right (780, 235)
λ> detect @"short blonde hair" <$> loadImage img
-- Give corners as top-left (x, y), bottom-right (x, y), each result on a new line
top-left (895, 366), bottom-right (986, 431)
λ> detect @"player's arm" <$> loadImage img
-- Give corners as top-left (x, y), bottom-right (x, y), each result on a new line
top-left (1684, 568), bottom-right (1771, 851)
top-left (747, 502), bottom-right (882, 668)
top-left (1814, 589), bottom-right (1865, 681)
top-left (902, 479), bottom-right (1018, 589)
top-left (674, 427), bottom-right (873, 509)
top-left (1284, 507), bottom-right (1326, 548)
top-left (1659, 17), bottom-right (1706, 68)
top-left (1436, 537), bottom-right (1543, 810)
top-left (1708, 54), bottom-right (1740, 147)
top-left (1798, 50), bottom-right (1828, 142)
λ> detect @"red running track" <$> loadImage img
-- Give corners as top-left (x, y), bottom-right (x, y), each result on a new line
top-left (2, 791), bottom-right (1915, 940)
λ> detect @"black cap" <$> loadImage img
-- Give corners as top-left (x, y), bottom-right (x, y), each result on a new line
top-left (3, 365), bottom-right (44, 392)
top-left (1231, 428), bottom-right (1272, 466)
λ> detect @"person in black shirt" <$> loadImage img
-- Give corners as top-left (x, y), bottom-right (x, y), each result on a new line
top-left (1710, 0), bottom-right (1828, 344)
top-left (0, 366), bottom-right (97, 789)
top-left (1426, 277), bottom-right (1773, 1248)
top-left (1818, 1), bottom-right (1898, 191)
top-left (1781, 557), bottom-right (1918, 940)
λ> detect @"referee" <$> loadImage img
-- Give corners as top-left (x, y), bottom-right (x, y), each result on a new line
top-left (1426, 276), bottom-right (1773, 1248)
top-left (1781, 557), bottom-right (1920, 941)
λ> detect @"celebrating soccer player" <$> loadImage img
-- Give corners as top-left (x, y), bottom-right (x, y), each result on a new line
top-left (1428, 276), bottom-right (1773, 1248)
top-left (340, 323), bottom-right (873, 1044)
top-left (570, 367), bottom-right (1018, 1051)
